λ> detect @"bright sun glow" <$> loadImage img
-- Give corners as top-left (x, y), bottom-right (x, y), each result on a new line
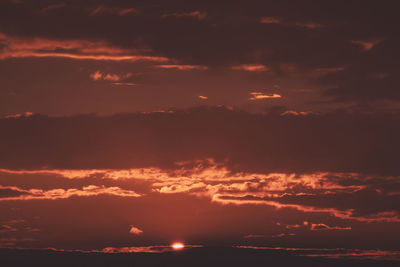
top-left (171, 242), bottom-right (185, 250)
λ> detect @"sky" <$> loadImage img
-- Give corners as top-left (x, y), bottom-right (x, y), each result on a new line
top-left (1, 0), bottom-right (400, 264)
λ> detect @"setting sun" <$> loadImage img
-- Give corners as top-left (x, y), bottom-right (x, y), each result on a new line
top-left (171, 242), bottom-right (185, 250)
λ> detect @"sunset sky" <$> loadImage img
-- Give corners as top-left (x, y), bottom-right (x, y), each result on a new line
top-left (1, 0), bottom-right (400, 265)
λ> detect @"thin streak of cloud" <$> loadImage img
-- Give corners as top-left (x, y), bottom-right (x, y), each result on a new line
top-left (310, 223), bottom-right (352, 231)
top-left (4, 112), bottom-right (34, 119)
top-left (0, 34), bottom-right (168, 62)
top-left (161, 11), bottom-right (207, 20)
top-left (41, 3), bottom-right (65, 12)
top-left (350, 40), bottom-right (380, 51)
top-left (231, 64), bottom-right (269, 72)
top-left (294, 22), bottom-right (324, 29)
top-left (90, 6), bottom-right (140, 16)
top-left (154, 65), bottom-right (208, 70)
top-left (234, 246), bottom-right (400, 261)
top-left (259, 17), bottom-right (282, 24)
top-left (249, 92), bottom-right (282, 100)
top-left (112, 82), bottom-right (136, 86)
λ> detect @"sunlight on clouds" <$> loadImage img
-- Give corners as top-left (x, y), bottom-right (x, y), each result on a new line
top-left (0, 161), bottom-right (399, 223)
top-left (0, 33), bottom-right (168, 62)
top-left (249, 92), bottom-right (282, 100)
top-left (129, 225), bottom-right (143, 235)
top-left (232, 64), bottom-right (269, 72)
top-left (0, 185), bottom-right (141, 201)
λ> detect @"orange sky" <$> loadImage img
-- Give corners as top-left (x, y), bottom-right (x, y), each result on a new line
top-left (1, 0), bottom-right (400, 264)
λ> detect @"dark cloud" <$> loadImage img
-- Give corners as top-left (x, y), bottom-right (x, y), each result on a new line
top-left (322, 37), bottom-right (400, 101)
top-left (0, 188), bottom-right (25, 198)
top-left (0, 0), bottom-right (395, 69)
top-left (0, 106), bottom-right (399, 175)
top-left (0, 0), bottom-right (399, 110)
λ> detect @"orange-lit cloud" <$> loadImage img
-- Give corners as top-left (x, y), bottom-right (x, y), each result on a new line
top-left (104, 74), bottom-right (122, 82)
top-left (231, 64), bottom-right (269, 72)
top-left (280, 110), bottom-right (310, 116)
top-left (154, 65), bottom-right (208, 70)
top-left (211, 194), bottom-right (400, 223)
top-left (0, 168), bottom-right (106, 179)
top-left (1, 163), bottom-right (399, 223)
top-left (112, 82), bottom-right (136, 86)
top-left (351, 40), bottom-right (380, 51)
top-left (0, 185), bottom-right (141, 201)
top-left (42, 244), bottom-right (203, 254)
top-left (259, 17), bottom-right (324, 29)
top-left (198, 95), bottom-right (208, 100)
top-left (0, 220), bottom-right (39, 233)
top-left (310, 223), bottom-right (351, 231)
top-left (90, 71), bottom-right (103, 81)
top-left (90, 6), bottom-right (140, 16)
top-left (259, 17), bottom-right (282, 24)
top-left (101, 246), bottom-right (171, 253)
top-left (249, 92), bottom-right (282, 100)
top-left (0, 33), bottom-right (168, 62)
top-left (129, 225), bottom-right (143, 235)
top-left (285, 224), bottom-right (302, 229)
top-left (161, 11), bottom-right (207, 20)
top-left (243, 234), bottom-right (265, 238)
top-left (4, 112), bottom-right (34, 119)
top-left (90, 71), bottom-right (133, 82)
top-left (272, 233), bottom-right (296, 238)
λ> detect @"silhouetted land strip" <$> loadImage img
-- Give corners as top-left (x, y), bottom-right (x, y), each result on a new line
top-left (1, 247), bottom-right (399, 267)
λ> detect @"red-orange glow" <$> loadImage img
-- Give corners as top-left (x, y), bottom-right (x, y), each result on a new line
top-left (249, 92), bottom-right (282, 100)
top-left (350, 40), bottom-right (381, 51)
top-left (0, 33), bottom-right (168, 62)
top-left (231, 64), bottom-right (269, 72)
top-left (154, 64), bottom-right (208, 70)
top-left (171, 242), bottom-right (185, 250)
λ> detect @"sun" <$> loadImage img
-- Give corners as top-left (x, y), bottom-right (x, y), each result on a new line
top-left (171, 242), bottom-right (185, 250)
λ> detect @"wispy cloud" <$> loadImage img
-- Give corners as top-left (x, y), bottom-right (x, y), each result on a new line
top-left (90, 6), bottom-right (140, 16)
top-left (351, 40), bottom-right (380, 51)
top-left (4, 112), bottom-right (34, 119)
top-left (41, 3), bottom-right (66, 12)
top-left (280, 110), bottom-right (310, 116)
top-left (310, 223), bottom-right (352, 231)
top-left (161, 11), bottom-right (207, 20)
top-left (154, 65), bottom-right (208, 70)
